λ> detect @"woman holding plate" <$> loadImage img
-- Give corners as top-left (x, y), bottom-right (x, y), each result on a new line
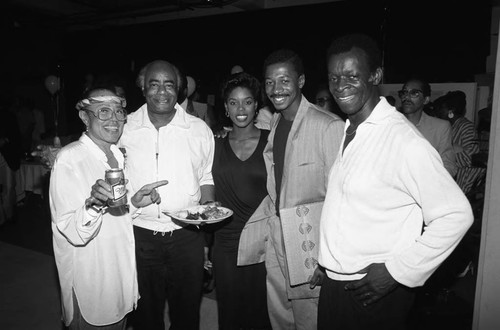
top-left (211, 72), bottom-right (272, 330)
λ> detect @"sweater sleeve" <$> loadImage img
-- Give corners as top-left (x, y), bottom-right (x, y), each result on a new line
top-left (385, 137), bottom-right (473, 287)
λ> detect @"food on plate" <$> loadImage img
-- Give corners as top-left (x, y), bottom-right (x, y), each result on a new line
top-left (184, 205), bottom-right (229, 220)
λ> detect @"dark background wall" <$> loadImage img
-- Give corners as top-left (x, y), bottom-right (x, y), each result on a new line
top-left (0, 0), bottom-right (492, 137)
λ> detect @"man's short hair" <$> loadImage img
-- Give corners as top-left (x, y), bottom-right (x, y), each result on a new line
top-left (263, 49), bottom-right (304, 77)
top-left (326, 33), bottom-right (382, 73)
top-left (404, 77), bottom-right (431, 97)
top-left (135, 60), bottom-right (182, 95)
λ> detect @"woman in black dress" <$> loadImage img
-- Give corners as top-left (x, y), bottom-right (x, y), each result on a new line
top-left (212, 72), bottom-right (272, 330)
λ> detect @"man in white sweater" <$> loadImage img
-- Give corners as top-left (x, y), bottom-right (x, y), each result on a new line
top-left (318, 33), bottom-right (473, 329)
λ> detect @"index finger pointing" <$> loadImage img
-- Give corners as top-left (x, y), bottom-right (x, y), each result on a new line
top-left (148, 180), bottom-right (169, 189)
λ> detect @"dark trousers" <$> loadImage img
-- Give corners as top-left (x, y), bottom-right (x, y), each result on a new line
top-left (318, 276), bottom-right (415, 330)
top-left (130, 226), bottom-right (205, 330)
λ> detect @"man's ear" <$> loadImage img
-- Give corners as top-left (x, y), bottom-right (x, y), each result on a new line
top-left (370, 67), bottom-right (383, 85)
top-left (298, 74), bottom-right (305, 89)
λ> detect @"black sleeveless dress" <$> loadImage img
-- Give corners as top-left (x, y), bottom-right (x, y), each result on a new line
top-left (212, 129), bottom-right (272, 330)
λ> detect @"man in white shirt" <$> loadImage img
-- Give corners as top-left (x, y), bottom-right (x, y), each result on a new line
top-left (318, 33), bottom-right (473, 329)
top-left (399, 77), bottom-right (457, 177)
top-left (122, 60), bottom-right (215, 330)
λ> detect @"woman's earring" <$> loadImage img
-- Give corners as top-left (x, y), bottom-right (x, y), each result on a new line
top-left (448, 111), bottom-right (454, 119)
top-left (225, 111), bottom-right (229, 117)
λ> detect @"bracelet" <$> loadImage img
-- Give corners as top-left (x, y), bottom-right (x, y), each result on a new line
top-left (88, 204), bottom-right (104, 213)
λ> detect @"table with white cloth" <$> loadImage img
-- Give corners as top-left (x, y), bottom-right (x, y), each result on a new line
top-left (15, 159), bottom-right (50, 202)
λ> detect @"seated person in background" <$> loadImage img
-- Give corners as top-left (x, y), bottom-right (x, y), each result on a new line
top-left (51, 86), bottom-right (167, 329)
top-left (398, 78), bottom-right (457, 177)
top-left (434, 91), bottom-right (485, 195)
top-left (314, 83), bottom-right (346, 120)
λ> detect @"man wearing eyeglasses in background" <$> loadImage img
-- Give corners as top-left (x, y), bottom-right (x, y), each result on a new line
top-left (399, 78), bottom-right (457, 177)
top-left (314, 83), bottom-right (346, 120)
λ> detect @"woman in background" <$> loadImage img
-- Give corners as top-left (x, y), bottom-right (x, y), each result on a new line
top-left (434, 90), bottom-right (484, 195)
top-left (211, 72), bottom-right (272, 330)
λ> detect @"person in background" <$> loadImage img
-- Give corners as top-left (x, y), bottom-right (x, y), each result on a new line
top-left (398, 78), bottom-right (457, 177)
top-left (50, 87), bottom-right (167, 329)
top-left (318, 33), bottom-right (473, 329)
top-left (314, 83), bottom-right (346, 120)
top-left (238, 49), bottom-right (345, 330)
top-left (180, 76), bottom-right (213, 128)
top-left (230, 65), bottom-right (244, 75)
top-left (124, 60), bottom-right (215, 330)
top-left (30, 99), bottom-right (46, 150)
top-left (12, 96), bottom-right (36, 158)
top-left (425, 90), bottom-right (485, 297)
top-left (254, 95), bottom-right (274, 131)
top-left (211, 71), bottom-right (272, 330)
top-left (0, 97), bottom-right (23, 225)
top-left (434, 91), bottom-right (484, 195)
top-left (385, 95), bottom-right (396, 107)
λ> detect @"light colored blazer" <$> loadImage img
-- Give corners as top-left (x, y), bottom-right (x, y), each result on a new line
top-left (238, 95), bottom-right (345, 297)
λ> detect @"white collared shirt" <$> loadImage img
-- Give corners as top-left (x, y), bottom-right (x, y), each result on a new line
top-left (119, 103), bottom-right (214, 232)
top-left (50, 133), bottom-right (138, 326)
top-left (319, 97), bottom-right (473, 287)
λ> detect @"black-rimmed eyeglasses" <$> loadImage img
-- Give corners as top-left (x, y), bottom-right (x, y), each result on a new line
top-left (398, 89), bottom-right (423, 99)
top-left (86, 107), bottom-right (127, 121)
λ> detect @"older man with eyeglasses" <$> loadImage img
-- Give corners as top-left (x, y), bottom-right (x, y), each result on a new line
top-left (399, 78), bottom-right (457, 177)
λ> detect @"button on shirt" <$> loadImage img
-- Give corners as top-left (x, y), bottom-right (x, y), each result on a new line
top-left (119, 103), bottom-right (215, 233)
top-left (50, 133), bottom-right (138, 326)
top-left (319, 98), bottom-right (473, 288)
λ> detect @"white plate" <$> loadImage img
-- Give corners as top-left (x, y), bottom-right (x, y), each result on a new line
top-left (163, 205), bottom-right (233, 225)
